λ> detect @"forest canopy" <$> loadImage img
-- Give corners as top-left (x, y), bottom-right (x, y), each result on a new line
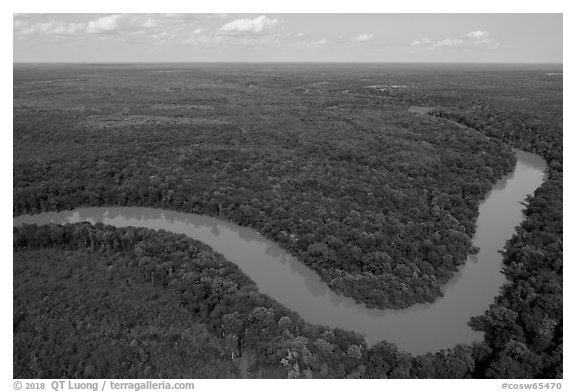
top-left (13, 64), bottom-right (562, 378)
top-left (14, 64), bottom-right (518, 310)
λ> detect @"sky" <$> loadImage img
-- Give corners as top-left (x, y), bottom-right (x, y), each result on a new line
top-left (13, 13), bottom-right (563, 63)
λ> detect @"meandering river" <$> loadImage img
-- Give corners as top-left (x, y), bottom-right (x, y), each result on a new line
top-left (13, 149), bottom-right (546, 355)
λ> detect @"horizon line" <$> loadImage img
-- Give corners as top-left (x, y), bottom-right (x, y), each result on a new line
top-left (13, 61), bottom-right (564, 66)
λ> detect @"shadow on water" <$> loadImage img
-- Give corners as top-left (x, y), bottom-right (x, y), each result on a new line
top-left (264, 242), bottom-right (282, 258)
top-left (285, 256), bottom-right (330, 297)
top-left (515, 149), bottom-right (548, 173)
top-left (236, 226), bottom-right (262, 243)
top-left (489, 170), bottom-right (514, 193)
top-left (13, 150), bottom-right (546, 355)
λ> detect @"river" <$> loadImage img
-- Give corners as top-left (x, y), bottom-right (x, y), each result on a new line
top-left (13, 149), bottom-right (546, 355)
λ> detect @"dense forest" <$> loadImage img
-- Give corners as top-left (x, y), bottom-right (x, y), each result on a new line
top-left (428, 109), bottom-right (562, 378)
top-left (13, 64), bottom-right (562, 378)
top-left (12, 222), bottom-right (486, 378)
top-left (392, 70), bottom-right (563, 378)
top-left (14, 64), bottom-right (517, 310)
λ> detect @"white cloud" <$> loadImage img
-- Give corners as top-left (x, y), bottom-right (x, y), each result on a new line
top-left (433, 38), bottom-right (464, 47)
top-left (353, 33), bottom-right (374, 42)
top-left (14, 14), bottom-right (218, 43)
top-left (411, 32), bottom-right (501, 50)
top-left (16, 21), bottom-right (86, 36)
top-left (466, 30), bottom-right (490, 39)
top-left (411, 30), bottom-right (500, 49)
top-left (411, 37), bottom-right (431, 46)
top-left (87, 14), bottom-right (121, 33)
top-left (13, 14), bottom-right (286, 46)
top-left (291, 39), bottom-right (329, 48)
top-left (220, 15), bottom-right (279, 34)
top-left (465, 31), bottom-right (501, 47)
top-left (465, 31), bottom-right (500, 47)
top-left (85, 14), bottom-right (193, 37)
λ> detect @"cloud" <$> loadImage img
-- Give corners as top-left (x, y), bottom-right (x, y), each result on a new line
top-left (220, 15), bottom-right (280, 34)
top-left (433, 38), bottom-right (464, 47)
top-left (13, 14), bottom-right (286, 47)
top-left (87, 14), bottom-right (121, 34)
top-left (12, 14), bottom-right (302, 50)
top-left (353, 33), bottom-right (374, 42)
top-left (291, 39), bottom-right (329, 48)
top-left (466, 30), bottom-right (490, 39)
top-left (466, 31), bottom-right (500, 47)
top-left (16, 21), bottom-right (85, 36)
top-left (411, 31), bottom-right (500, 49)
top-left (14, 14), bottom-right (207, 43)
top-left (86, 14), bottom-right (191, 35)
top-left (411, 38), bottom-right (431, 46)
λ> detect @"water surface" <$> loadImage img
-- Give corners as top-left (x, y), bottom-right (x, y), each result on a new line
top-left (13, 150), bottom-right (546, 355)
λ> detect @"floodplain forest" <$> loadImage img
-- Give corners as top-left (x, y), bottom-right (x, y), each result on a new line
top-left (13, 63), bottom-right (562, 378)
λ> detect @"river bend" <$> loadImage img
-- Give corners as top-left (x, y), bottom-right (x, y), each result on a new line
top-left (13, 149), bottom-right (546, 355)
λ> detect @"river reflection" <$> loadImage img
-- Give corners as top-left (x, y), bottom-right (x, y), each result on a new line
top-left (13, 149), bottom-right (546, 355)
